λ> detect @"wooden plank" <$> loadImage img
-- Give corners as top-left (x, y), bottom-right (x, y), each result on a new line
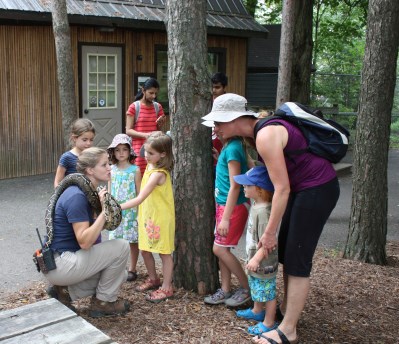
top-left (0, 298), bottom-right (76, 341)
top-left (0, 316), bottom-right (114, 344)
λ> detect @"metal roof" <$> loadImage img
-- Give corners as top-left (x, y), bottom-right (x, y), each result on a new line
top-left (0, 0), bottom-right (268, 37)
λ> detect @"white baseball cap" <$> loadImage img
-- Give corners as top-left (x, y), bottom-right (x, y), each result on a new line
top-left (202, 93), bottom-right (257, 124)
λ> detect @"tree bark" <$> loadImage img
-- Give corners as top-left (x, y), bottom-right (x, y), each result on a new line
top-left (52, 0), bottom-right (77, 150)
top-left (290, 0), bottom-right (313, 104)
top-left (165, 0), bottom-right (219, 294)
top-left (276, 0), bottom-right (296, 108)
top-left (344, 0), bottom-right (399, 264)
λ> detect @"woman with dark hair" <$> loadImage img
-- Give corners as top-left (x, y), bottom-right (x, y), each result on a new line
top-left (202, 94), bottom-right (340, 344)
top-left (126, 78), bottom-right (166, 175)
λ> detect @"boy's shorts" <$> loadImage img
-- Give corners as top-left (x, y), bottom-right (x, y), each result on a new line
top-left (248, 275), bottom-right (276, 303)
top-left (214, 203), bottom-right (248, 247)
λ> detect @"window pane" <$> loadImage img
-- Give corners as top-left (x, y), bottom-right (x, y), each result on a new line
top-left (98, 91), bottom-right (106, 107)
top-left (89, 56), bottom-right (97, 73)
top-left (98, 56), bottom-right (106, 73)
top-left (107, 56), bottom-right (115, 73)
top-left (107, 74), bottom-right (115, 90)
top-left (156, 50), bottom-right (168, 103)
top-left (107, 91), bottom-right (116, 107)
top-left (89, 91), bottom-right (97, 108)
top-left (89, 74), bottom-right (97, 91)
top-left (98, 73), bottom-right (107, 90)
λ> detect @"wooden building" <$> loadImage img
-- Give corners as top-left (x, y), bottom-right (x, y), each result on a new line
top-left (246, 24), bottom-right (280, 109)
top-left (0, 0), bottom-right (267, 179)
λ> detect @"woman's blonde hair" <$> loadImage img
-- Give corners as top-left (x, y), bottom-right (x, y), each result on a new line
top-left (145, 131), bottom-right (173, 171)
top-left (77, 147), bottom-right (107, 174)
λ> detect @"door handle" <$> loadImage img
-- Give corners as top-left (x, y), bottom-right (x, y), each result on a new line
top-left (84, 109), bottom-right (89, 114)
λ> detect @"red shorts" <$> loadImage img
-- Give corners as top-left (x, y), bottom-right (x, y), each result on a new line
top-left (214, 203), bottom-right (249, 247)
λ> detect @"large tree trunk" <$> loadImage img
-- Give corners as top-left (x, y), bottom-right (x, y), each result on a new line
top-left (290, 0), bottom-right (313, 104)
top-left (276, 0), bottom-right (296, 108)
top-left (344, 0), bottom-right (399, 264)
top-left (52, 0), bottom-right (77, 150)
top-left (165, 0), bottom-right (219, 294)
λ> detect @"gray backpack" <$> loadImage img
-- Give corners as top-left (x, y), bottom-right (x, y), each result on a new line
top-left (134, 101), bottom-right (160, 123)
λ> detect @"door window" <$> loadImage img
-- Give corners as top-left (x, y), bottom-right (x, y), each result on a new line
top-left (88, 54), bottom-right (117, 109)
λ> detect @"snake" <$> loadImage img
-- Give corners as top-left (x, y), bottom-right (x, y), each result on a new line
top-left (44, 173), bottom-right (122, 248)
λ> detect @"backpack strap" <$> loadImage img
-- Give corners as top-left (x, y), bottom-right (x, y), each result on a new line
top-left (134, 101), bottom-right (160, 124)
top-left (253, 117), bottom-right (309, 162)
top-left (134, 101), bottom-right (140, 124)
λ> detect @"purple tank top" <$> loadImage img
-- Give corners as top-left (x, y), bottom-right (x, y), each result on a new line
top-left (257, 119), bottom-right (336, 192)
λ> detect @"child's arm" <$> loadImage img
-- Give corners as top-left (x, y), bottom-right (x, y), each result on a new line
top-left (246, 249), bottom-right (266, 272)
top-left (121, 171), bottom-right (165, 210)
top-left (217, 160), bottom-right (242, 237)
top-left (54, 165), bottom-right (66, 188)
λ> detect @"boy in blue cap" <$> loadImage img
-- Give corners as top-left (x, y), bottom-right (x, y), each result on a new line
top-left (233, 166), bottom-right (278, 337)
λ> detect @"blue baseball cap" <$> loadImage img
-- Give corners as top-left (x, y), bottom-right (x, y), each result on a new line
top-left (233, 166), bottom-right (274, 192)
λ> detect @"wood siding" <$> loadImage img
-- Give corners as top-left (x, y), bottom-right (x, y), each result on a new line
top-left (0, 25), bottom-right (247, 179)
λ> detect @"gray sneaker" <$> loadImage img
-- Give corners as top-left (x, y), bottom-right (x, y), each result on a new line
top-left (225, 287), bottom-right (251, 307)
top-left (204, 288), bottom-right (232, 305)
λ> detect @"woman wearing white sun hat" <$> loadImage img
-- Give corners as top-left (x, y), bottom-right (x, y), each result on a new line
top-left (202, 93), bottom-right (339, 344)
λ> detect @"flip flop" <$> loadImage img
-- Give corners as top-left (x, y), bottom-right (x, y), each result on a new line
top-left (256, 328), bottom-right (299, 344)
top-left (145, 288), bottom-right (174, 303)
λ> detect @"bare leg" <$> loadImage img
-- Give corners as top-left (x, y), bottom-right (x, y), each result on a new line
top-left (263, 299), bottom-right (277, 328)
top-left (253, 301), bottom-right (266, 314)
top-left (159, 253), bottom-right (173, 291)
top-left (141, 250), bottom-right (158, 281)
top-left (129, 243), bottom-right (139, 272)
top-left (213, 245), bottom-right (249, 290)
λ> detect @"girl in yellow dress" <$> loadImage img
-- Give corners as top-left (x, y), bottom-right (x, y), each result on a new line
top-left (121, 131), bottom-right (175, 303)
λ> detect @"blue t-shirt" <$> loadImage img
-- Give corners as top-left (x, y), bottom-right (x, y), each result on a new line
top-left (51, 186), bottom-right (94, 253)
top-left (59, 151), bottom-right (78, 176)
top-left (215, 138), bottom-right (248, 205)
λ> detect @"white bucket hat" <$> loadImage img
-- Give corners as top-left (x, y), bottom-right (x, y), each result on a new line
top-left (108, 134), bottom-right (136, 156)
top-left (202, 93), bottom-right (257, 124)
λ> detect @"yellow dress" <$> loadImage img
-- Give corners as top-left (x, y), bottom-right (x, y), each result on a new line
top-left (138, 167), bottom-right (175, 254)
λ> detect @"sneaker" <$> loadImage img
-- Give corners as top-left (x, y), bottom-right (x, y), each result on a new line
top-left (47, 285), bottom-right (75, 311)
top-left (225, 287), bottom-right (251, 307)
top-left (236, 308), bottom-right (265, 321)
top-left (89, 297), bottom-right (130, 318)
top-left (204, 288), bottom-right (232, 305)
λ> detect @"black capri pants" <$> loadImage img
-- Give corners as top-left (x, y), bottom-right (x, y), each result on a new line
top-left (278, 177), bottom-right (340, 277)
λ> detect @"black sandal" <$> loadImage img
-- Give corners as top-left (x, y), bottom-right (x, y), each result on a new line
top-left (127, 271), bottom-right (138, 282)
top-left (258, 328), bottom-right (299, 344)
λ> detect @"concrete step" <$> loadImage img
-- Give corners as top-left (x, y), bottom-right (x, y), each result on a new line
top-left (333, 162), bottom-right (352, 177)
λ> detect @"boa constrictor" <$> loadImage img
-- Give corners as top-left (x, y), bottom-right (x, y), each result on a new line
top-left (44, 173), bottom-right (122, 248)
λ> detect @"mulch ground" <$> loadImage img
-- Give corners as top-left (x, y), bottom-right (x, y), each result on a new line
top-left (1, 242), bottom-right (399, 344)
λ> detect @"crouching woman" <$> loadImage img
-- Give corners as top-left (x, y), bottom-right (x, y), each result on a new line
top-left (45, 147), bottom-right (130, 318)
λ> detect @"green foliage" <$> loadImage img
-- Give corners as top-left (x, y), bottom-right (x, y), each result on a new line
top-left (390, 117), bottom-right (399, 148)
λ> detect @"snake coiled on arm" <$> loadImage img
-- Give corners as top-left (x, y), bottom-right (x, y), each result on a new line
top-left (44, 173), bottom-right (122, 248)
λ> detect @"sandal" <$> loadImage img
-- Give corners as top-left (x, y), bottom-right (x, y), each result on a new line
top-left (255, 328), bottom-right (299, 344)
top-left (145, 288), bottom-right (173, 303)
top-left (127, 271), bottom-right (138, 282)
top-left (248, 322), bottom-right (278, 336)
top-left (135, 278), bottom-right (161, 292)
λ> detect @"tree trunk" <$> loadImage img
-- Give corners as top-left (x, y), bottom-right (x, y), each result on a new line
top-left (290, 0), bottom-right (313, 104)
top-left (52, 0), bottom-right (77, 150)
top-left (344, 0), bottom-right (399, 264)
top-left (276, 0), bottom-right (296, 108)
top-left (165, 0), bottom-right (219, 294)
